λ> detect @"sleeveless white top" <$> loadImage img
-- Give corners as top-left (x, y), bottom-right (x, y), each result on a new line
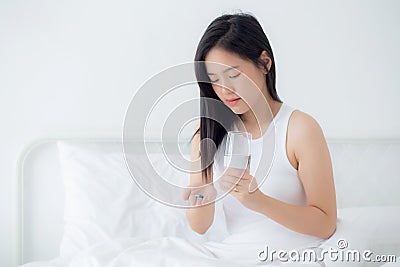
top-left (213, 103), bottom-right (309, 234)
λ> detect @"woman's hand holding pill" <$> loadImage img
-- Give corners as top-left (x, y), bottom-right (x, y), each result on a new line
top-left (182, 183), bottom-right (217, 207)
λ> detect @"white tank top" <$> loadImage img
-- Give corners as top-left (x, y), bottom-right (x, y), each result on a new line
top-left (213, 102), bottom-right (307, 234)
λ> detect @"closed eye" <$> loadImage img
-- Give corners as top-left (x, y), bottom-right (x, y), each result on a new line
top-left (208, 71), bottom-right (240, 83)
top-left (229, 72), bottom-right (241, 78)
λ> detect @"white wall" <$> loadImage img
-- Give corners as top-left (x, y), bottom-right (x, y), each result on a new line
top-left (1, 0), bottom-right (399, 266)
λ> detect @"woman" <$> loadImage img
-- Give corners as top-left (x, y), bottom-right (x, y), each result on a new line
top-left (183, 12), bottom-right (337, 247)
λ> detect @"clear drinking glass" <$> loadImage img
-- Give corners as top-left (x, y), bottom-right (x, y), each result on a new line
top-left (224, 131), bottom-right (252, 171)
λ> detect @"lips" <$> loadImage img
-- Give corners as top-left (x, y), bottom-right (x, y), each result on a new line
top-left (226, 97), bottom-right (241, 106)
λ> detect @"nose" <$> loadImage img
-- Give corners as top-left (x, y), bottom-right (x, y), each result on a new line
top-left (218, 78), bottom-right (235, 94)
top-left (221, 86), bottom-right (231, 95)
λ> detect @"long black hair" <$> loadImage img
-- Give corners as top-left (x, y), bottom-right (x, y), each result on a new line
top-left (193, 12), bottom-right (282, 183)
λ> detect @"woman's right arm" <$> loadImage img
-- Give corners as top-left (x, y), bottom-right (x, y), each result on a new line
top-left (183, 128), bottom-right (215, 234)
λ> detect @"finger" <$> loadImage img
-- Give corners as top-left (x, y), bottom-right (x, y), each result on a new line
top-left (218, 180), bottom-right (228, 192)
top-left (194, 192), bottom-right (207, 206)
top-left (220, 179), bottom-right (241, 193)
top-left (182, 188), bottom-right (191, 200)
top-left (224, 167), bottom-right (250, 179)
top-left (229, 185), bottom-right (240, 194)
top-left (220, 174), bottom-right (242, 185)
top-left (219, 177), bottom-right (240, 190)
top-left (195, 196), bottom-right (201, 206)
top-left (197, 196), bottom-right (205, 206)
top-left (188, 194), bottom-right (196, 206)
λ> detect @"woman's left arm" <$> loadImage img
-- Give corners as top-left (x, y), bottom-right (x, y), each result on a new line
top-left (221, 112), bottom-right (337, 239)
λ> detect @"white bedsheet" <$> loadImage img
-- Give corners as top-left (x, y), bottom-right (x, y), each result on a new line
top-left (65, 238), bottom-right (321, 267)
top-left (19, 207), bottom-right (400, 267)
top-left (20, 241), bottom-right (321, 267)
top-left (63, 216), bottom-right (327, 267)
top-left (20, 219), bottom-right (324, 267)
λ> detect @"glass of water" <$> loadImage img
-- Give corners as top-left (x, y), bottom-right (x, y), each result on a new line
top-left (224, 131), bottom-right (252, 171)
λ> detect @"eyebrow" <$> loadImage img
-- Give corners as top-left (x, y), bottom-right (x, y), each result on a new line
top-left (207, 65), bottom-right (240, 75)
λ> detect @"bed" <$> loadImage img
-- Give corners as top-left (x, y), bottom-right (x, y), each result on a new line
top-left (16, 138), bottom-right (400, 267)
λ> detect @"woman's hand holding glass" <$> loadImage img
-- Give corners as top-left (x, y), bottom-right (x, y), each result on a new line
top-left (219, 166), bottom-right (263, 210)
top-left (219, 131), bottom-right (263, 211)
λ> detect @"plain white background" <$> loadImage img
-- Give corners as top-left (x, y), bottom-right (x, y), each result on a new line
top-left (0, 0), bottom-right (399, 266)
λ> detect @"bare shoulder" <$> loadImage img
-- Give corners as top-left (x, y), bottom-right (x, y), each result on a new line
top-left (288, 110), bottom-right (328, 159)
top-left (290, 110), bottom-right (324, 137)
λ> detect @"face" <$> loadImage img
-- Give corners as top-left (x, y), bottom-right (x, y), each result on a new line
top-left (204, 47), bottom-right (270, 115)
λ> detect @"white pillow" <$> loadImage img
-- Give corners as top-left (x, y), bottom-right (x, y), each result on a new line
top-left (57, 141), bottom-right (228, 261)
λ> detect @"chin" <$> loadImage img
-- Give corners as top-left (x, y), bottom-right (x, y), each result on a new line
top-left (229, 108), bottom-right (243, 115)
top-left (229, 106), bottom-right (248, 116)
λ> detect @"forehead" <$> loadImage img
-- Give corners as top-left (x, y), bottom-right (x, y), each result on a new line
top-left (204, 47), bottom-right (246, 73)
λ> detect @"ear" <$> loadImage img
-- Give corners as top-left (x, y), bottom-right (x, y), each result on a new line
top-left (259, 50), bottom-right (272, 74)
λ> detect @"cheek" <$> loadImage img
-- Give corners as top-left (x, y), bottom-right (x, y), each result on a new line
top-left (242, 70), bottom-right (266, 95)
top-left (234, 79), bottom-right (258, 105)
top-left (212, 85), bottom-right (223, 98)
top-left (211, 84), bottom-right (219, 92)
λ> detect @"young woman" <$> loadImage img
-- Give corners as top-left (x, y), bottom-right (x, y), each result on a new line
top-left (183, 12), bottom-right (337, 244)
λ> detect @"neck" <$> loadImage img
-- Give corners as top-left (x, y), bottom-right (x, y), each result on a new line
top-left (240, 96), bottom-right (280, 138)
